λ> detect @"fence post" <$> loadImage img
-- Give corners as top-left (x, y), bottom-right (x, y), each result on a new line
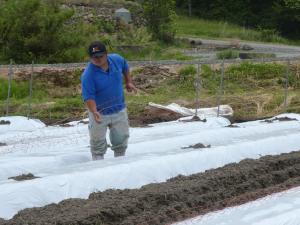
top-left (5, 59), bottom-right (13, 116)
top-left (217, 59), bottom-right (225, 117)
top-left (195, 63), bottom-right (201, 117)
top-left (284, 60), bottom-right (290, 111)
top-left (27, 61), bottom-right (34, 119)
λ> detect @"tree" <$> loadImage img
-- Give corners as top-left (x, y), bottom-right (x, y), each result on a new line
top-left (175, 0), bottom-right (300, 39)
top-left (143, 0), bottom-right (177, 43)
top-left (284, 0), bottom-right (300, 9)
top-left (0, 0), bottom-right (89, 63)
top-left (273, 0), bottom-right (300, 38)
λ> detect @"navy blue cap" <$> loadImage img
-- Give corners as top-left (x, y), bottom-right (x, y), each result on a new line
top-left (88, 41), bottom-right (107, 57)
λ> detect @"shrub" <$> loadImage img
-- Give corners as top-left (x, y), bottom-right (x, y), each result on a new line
top-left (143, 0), bottom-right (177, 43)
top-left (0, 0), bottom-right (92, 63)
top-left (216, 49), bottom-right (239, 59)
top-left (179, 65), bottom-right (197, 82)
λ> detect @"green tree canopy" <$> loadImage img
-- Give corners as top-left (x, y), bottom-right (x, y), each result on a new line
top-left (0, 0), bottom-right (89, 63)
top-left (143, 0), bottom-right (177, 43)
top-left (176, 0), bottom-right (300, 39)
top-left (284, 0), bottom-right (300, 9)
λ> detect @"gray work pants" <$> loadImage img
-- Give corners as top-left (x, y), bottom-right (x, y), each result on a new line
top-left (88, 109), bottom-right (129, 158)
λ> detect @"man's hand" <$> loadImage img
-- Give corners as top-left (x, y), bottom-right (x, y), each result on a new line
top-left (126, 82), bottom-right (138, 93)
top-left (93, 111), bottom-right (101, 123)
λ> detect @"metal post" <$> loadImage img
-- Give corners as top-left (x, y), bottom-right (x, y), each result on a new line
top-left (195, 63), bottom-right (201, 117)
top-left (27, 61), bottom-right (34, 119)
top-left (5, 59), bottom-right (13, 116)
top-left (284, 60), bottom-right (290, 111)
top-left (217, 59), bottom-right (225, 117)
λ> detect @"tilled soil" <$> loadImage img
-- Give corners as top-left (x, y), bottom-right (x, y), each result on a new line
top-left (2, 151), bottom-right (300, 225)
top-left (0, 120), bottom-right (10, 125)
top-left (0, 142), bottom-right (7, 147)
top-left (132, 65), bottom-right (178, 90)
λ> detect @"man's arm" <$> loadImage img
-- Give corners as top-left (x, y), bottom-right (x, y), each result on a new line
top-left (124, 70), bottom-right (137, 93)
top-left (85, 99), bottom-right (101, 123)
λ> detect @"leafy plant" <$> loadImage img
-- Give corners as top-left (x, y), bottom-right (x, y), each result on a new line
top-left (0, 0), bottom-right (93, 63)
top-left (217, 49), bottom-right (239, 59)
top-left (143, 0), bottom-right (177, 43)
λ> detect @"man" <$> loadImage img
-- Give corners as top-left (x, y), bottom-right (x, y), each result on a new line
top-left (81, 41), bottom-right (137, 160)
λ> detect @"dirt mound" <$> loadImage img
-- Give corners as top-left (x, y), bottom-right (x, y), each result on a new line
top-left (182, 143), bottom-right (211, 149)
top-left (132, 65), bottom-right (177, 90)
top-left (0, 143), bottom-right (7, 147)
top-left (14, 68), bottom-right (83, 87)
top-left (2, 150), bottom-right (300, 225)
top-left (0, 120), bottom-right (10, 125)
top-left (8, 173), bottom-right (39, 182)
top-left (262, 116), bottom-right (298, 123)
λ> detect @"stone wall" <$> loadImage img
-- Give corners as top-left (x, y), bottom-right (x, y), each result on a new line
top-left (63, 0), bottom-right (145, 26)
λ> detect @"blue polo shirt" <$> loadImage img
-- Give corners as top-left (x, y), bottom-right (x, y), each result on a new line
top-left (81, 53), bottom-right (129, 115)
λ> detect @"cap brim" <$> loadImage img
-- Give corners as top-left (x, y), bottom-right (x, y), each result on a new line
top-left (91, 52), bottom-right (106, 57)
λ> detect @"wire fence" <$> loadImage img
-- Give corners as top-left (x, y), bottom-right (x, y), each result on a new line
top-left (1, 57), bottom-right (300, 123)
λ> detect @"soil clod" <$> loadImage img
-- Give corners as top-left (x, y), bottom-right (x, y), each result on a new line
top-left (182, 143), bottom-right (211, 149)
top-left (8, 173), bottom-right (39, 182)
top-left (0, 142), bottom-right (7, 147)
top-left (262, 116), bottom-right (298, 123)
top-left (0, 120), bottom-right (10, 125)
top-left (180, 116), bottom-right (207, 123)
top-left (226, 124), bottom-right (240, 128)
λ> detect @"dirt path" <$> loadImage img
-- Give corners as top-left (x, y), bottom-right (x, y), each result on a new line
top-left (2, 150), bottom-right (300, 225)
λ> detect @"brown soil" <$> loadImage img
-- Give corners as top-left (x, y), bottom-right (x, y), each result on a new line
top-left (14, 68), bottom-right (83, 88)
top-left (226, 124), bottom-right (240, 128)
top-left (262, 116), bottom-right (298, 123)
top-left (2, 150), bottom-right (300, 225)
top-left (132, 65), bottom-right (178, 91)
top-left (0, 142), bottom-right (7, 147)
top-left (181, 143), bottom-right (211, 149)
top-left (8, 173), bottom-right (39, 182)
top-left (0, 120), bottom-right (10, 125)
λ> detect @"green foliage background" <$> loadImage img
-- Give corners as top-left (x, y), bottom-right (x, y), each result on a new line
top-left (0, 0), bottom-right (94, 63)
top-left (176, 0), bottom-right (300, 39)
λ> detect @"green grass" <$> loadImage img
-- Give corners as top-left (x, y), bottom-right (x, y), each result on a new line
top-left (0, 78), bottom-right (48, 101)
top-left (216, 49), bottom-right (239, 59)
top-left (117, 43), bottom-right (193, 61)
top-left (175, 15), bottom-right (295, 44)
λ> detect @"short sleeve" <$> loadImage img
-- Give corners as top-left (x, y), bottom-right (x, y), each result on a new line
top-left (111, 53), bottom-right (129, 74)
top-left (81, 73), bottom-right (96, 102)
top-left (122, 58), bottom-right (129, 74)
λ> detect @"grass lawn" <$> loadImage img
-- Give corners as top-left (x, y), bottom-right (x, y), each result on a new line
top-left (175, 15), bottom-right (299, 45)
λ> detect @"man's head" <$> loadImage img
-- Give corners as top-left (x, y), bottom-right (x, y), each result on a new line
top-left (88, 41), bottom-right (108, 67)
